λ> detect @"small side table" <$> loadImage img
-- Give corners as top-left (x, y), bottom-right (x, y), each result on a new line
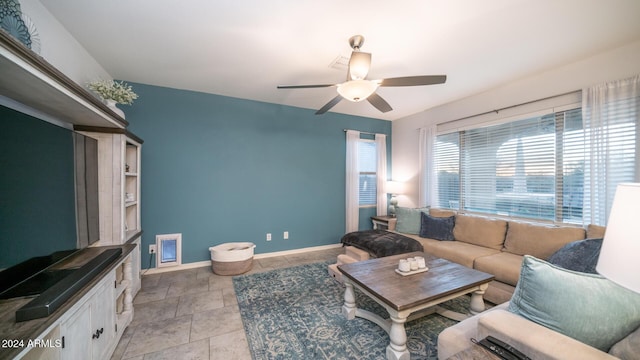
top-left (371, 215), bottom-right (394, 230)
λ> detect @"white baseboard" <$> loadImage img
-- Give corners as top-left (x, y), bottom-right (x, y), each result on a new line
top-left (143, 243), bottom-right (342, 275)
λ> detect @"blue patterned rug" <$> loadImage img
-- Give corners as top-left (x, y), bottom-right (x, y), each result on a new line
top-left (233, 261), bottom-right (468, 360)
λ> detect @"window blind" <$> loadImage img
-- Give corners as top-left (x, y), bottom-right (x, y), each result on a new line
top-left (358, 140), bottom-right (377, 206)
top-left (435, 107), bottom-right (597, 224)
top-left (433, 80), bottom-right (638, 225)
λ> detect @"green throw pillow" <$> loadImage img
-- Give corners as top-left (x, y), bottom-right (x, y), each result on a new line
top-left (395, 207), bottom-right (428, 234)
top-left (508, 255), bottom-right (640, 352)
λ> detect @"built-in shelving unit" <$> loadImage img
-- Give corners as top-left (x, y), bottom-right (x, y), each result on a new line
top-left (75, 127), bottom-right (143, 248)
top-left (0, 29), bottom-right (142, 359)
top-left (0, 30), bottom-right (127, 129)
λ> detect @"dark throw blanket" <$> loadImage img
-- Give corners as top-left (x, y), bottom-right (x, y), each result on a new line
top-left (340, 230), bottom-right (424, 258)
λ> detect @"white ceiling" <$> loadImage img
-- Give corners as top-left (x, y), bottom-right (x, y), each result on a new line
top-left (40, 0), bottom-right (640, 121)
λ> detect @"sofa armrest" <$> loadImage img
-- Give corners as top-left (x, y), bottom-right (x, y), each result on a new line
top-left (437, 303), bottom-right (509, 360)
top-left (477, 309), bottom-right (617, 360)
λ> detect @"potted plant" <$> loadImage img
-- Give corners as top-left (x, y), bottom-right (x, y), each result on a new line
top-left (88, 79), bottom-right (138, 118)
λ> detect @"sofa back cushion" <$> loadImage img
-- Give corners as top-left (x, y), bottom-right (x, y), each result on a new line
top-left (503, 222), bottom-right (585, 259)
top-left (428, 208), bottom-right (457, 218)
top-left (587, 224), bottom-right (606, 239)
top-left (452, 214), bottom-right (507, 250)
top-left (547, 238), bottom-right (603, 274)
top-left (395, 207), bottom-right (428, 234)
top-left (419, 213), bottom-right (455, 240)
top-left (509, 256), bottom-right (640, 352)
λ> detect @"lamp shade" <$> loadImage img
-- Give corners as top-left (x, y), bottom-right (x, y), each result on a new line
top-left (596, 183), bottom-right (640, 293)
top-left (386, 181), bottom-right (405, 195)
top-left (348, 51), bottom-right (371, 80)
top-left (337, 80), bottom-right (379, 102)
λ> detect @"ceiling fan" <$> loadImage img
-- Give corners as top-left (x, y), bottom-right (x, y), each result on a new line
top-left (277, 35), bottom-right (447, 115)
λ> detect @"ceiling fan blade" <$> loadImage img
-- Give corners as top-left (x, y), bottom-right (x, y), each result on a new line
top-left (315, 95), bottom-right (343, 115)
top-left (277, 84), bottom-right (337, 89)
top-left (379, 75), bottom-right (447, 87)
top-left (367, 92), bottom-right (393, 113)
top-left (348, 51), bottom-right (371, 80)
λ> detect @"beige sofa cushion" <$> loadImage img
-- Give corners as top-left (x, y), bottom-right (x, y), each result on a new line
top-left (503, 222), bottom-right (585, 259)
top-left (429, 208), bottom-right (456, 218)
top-left (474, 252), bottom-right (523, 286)
top-left (452, 214), bottom-right (507, 250)
top-left (587, 224), bottom-right (606, 238)
top-left (413, 236), bottom-right (500, 268)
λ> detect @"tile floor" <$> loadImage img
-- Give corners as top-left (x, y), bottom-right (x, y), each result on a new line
top-left (110, 247), bottom-right (343, 360)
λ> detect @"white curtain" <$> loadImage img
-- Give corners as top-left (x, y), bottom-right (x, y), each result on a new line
top-left (418, 125), bottom-right (438, 207)
top-left (345, 130), bottom-right (360, 233)
top-left (582, 75), bottom-right (640, 225)
top-left (375, 134), bottom-right (388, 216)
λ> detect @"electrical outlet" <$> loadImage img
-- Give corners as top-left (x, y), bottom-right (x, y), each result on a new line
top-left (266, 233), bottom-right (272, 241)
top-left (284, 231), bottom-right (289, 240)
top-left (149, 244), bottom-right (157, 254)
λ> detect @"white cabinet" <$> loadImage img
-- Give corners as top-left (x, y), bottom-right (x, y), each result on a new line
top-left (20, 327), bottom-right (62, 360)
top-left (18, 252), bottom-right (134, 360)
top-left (60, 272), bottom-right (115, 360)
top-left (130, 237), bottom-right (142, 296)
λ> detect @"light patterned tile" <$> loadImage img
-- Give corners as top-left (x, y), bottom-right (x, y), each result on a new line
top-left (166, 277), bottom-right (209, 298)
top-left (190, 306), bottom-right (243, 341)
top-left (222, 287), bottom-right (237, 306)
top-left (142, 338), bottom-right (209, 360)
top-left (122, 315), bottom-right (192, 358)
top-left (157, 269), bottom-right (198, 285)
top-left (129, 296), bottom-right (179, 328)
top-left (208, 274), bottom-right (233, 291)
top-left (209, 329), bottom-right (251, 359)
top-left (176, 290), bottom-right (224, 316)
top-left (133, 285), bottom-right (169, 305)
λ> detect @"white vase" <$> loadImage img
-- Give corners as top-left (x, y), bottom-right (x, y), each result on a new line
top-left (105, 99), bottom-right (125, 119)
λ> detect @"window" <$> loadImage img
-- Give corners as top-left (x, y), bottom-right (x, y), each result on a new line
top-left (435, 107), bottom-right (599, 223)
top-left (358, 140), bottom-right (377, 206)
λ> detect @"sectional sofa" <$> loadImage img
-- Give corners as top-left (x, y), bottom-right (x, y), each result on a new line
top-left (389, 208), bottom-right (640, 359)
top-left (388, 208), bottom-right (605, 304)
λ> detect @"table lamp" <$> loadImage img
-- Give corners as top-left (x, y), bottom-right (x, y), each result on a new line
top-left (596, 183), bottom-right (640, 293)
top-left (386, 181), bottom-right (405, 217)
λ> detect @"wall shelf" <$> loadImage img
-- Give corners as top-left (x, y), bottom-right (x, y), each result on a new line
top-left (0, 30), bottom-right (127, 129)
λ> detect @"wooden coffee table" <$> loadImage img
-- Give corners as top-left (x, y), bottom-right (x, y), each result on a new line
top-left (338, 251), bottom-right (494, 360)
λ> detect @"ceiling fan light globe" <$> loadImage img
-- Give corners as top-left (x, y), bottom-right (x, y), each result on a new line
top-left (337, 80), bottom-right (379, 102)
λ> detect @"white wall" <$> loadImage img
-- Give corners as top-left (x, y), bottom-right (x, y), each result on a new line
top-left (20, 0), bottom-right (112, 86)
top-left (392, 40), bottom-right (640, 208)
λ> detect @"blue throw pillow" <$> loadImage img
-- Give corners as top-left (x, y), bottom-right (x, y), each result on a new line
top-left (395, 207), bottom-right (428, 234)
top-left (419, 212), bottom-right (455, 241)
top-left (508, 256), bottom-right (640, 352)
top-left (547, 238), bottom-right (603, 273)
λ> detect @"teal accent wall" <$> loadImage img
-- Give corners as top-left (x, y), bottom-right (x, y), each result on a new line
top-left (124, 83), bottom-right (391, 268)
top-left (0, 106), bottom-right (77, 269)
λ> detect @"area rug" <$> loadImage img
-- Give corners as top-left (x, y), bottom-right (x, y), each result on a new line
top-left (233, 261), bottom-right (469, 360)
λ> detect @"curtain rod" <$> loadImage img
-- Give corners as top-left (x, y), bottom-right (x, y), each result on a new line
top-left (420, 90), bottom-right (579, 129)
top-left (343, 129), bottom-right (381, 136)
